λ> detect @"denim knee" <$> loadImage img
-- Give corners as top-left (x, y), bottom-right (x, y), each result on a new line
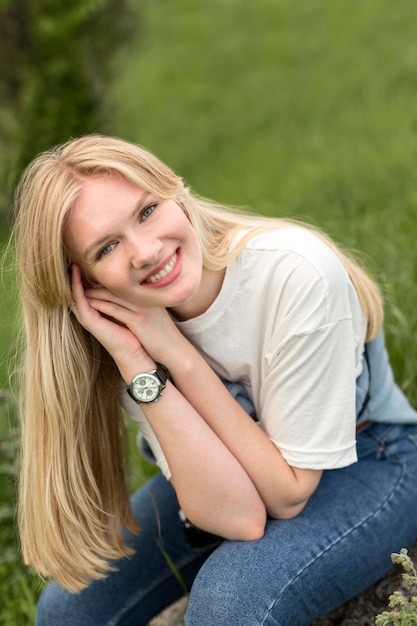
top-left (35, 584), bottom-right (71, 626)
top-left (184, 541), bottom-right (279, 626)
top-left (185, 567), bottom-right (259, 626)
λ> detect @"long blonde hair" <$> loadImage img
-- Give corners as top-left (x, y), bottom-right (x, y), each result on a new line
top-left (12, 134), bottom-right (383, 591)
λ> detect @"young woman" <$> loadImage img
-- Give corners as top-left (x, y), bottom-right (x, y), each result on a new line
top-left (12, 134), bottom-right (417, 625)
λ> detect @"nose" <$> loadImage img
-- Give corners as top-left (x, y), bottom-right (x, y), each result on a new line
top-left (126, 233), bottom-right (162, 269)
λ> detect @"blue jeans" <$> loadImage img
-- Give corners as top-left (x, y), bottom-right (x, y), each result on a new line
top-left (36, 422), bottom-right (417, 626)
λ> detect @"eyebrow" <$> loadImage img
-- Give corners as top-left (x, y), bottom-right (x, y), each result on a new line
top-left (82, 193), bottom-right (151, 262)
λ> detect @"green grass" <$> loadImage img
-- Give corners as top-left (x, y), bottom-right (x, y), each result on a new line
top-left (0, 235), bottom-right (42, 624)
top-left (0, 395), bottom-right (41, 625)
top-left (2, 0), bottom-right (417, 620)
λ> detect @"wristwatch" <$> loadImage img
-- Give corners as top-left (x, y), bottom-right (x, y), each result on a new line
top-left (127, 363), bottom-right (169, 404)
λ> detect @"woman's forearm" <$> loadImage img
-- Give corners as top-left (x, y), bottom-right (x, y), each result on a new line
top-left (74, 286), bottom-right (318, 526)
top-left (162, 336), bottom-right (322, 520)
top-left (142, 384), bottom-right (266, 540)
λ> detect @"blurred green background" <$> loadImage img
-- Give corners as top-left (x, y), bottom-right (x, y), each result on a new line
top-left (1, 0), bottom-right (417, 622)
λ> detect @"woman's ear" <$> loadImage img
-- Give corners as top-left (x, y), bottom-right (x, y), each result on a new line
top-left (82, 278), bottom-right (102, 289)
top-left (68, 262), bottom-right (102, 289)
top-left (81, 273), bottom-right (102, 289)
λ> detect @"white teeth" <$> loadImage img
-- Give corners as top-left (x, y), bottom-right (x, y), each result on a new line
top-left (145, 253), bottom-right (177, 283)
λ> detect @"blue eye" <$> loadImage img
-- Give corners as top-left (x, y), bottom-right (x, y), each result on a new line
top-left (98, 242), bottom-right (116, 258)
top-left (141, 204), bottom-right (157, 220)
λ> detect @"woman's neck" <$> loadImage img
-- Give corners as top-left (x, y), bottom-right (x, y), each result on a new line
top-left (170, 267), bottom-right (225, 322)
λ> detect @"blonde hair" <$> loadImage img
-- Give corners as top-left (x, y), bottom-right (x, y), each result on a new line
top-left (12, 134), bottom-right (383, 591)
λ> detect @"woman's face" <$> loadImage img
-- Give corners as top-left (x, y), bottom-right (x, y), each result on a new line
top-left (63, 175), bottom-right (205, 315)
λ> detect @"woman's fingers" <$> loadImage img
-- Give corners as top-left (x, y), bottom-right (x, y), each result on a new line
top-left (69, 265), bottom-right (142, 355)
top-left (84, 286), bottom-right (137, 311)
top-left (69, 265), bottom-right (178, 367)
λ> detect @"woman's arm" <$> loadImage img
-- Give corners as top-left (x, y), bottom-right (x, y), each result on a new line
top-left (72, 267), bottom-right (321, 537)
top-left (144, 330), bottom-right (322, 522)
top-left (71, 267), bottom-right (266, 539)
top-left (141, 383), bottom-right (267, 540)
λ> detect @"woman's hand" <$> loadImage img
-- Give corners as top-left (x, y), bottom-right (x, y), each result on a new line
top-left (70, 264), bottom-right (184, 381)
top-left (70, 265), bottom-right (155, 381)
top-left (70, 265), bottom-right (267, 539)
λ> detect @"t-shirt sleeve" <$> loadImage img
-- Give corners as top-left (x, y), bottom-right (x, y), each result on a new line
top-left (259, 246), bottom-right (363, 470)
top-left (261, 323), bottom-right (358, 469)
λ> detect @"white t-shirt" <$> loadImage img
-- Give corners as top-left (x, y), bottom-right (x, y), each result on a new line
top-left (123, 227), bottom-right (368, 479)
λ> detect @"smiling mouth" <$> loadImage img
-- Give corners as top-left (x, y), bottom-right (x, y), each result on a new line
top-left (144, 252), bottom-right (178, 283)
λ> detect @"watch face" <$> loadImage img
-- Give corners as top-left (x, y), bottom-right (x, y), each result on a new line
top-left (132, 374), bottom-right (160, 402)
